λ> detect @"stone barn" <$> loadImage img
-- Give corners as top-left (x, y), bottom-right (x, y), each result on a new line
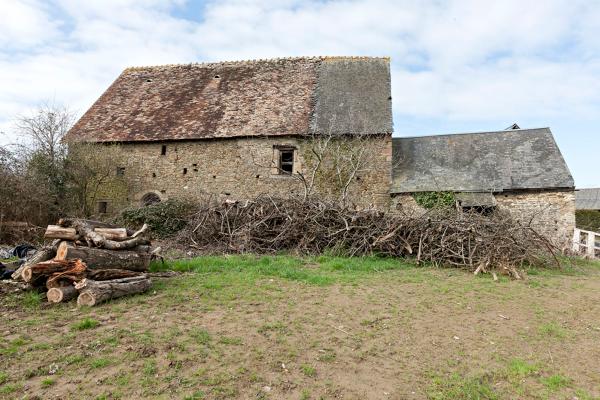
top-left (65, 57), bottom-right (393, 211)
top-left (66, 56), bottom-right (576, 244)
top-left (391, 128), bottom-right (575, 245)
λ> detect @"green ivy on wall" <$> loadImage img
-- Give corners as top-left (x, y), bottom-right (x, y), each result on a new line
top-left (576, 210), bottom-right (600, 232)
top-left (412, 191), bottom-right (456, 209)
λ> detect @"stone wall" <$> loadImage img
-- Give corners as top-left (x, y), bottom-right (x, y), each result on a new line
top-left (95, 135), bottom-right (392, 213)
top-left (495, 190), bottom-right (575, 248)
top-left (391, 190), bottom-right (575, 247)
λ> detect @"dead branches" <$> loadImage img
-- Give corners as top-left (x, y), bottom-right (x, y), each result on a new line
top-left (178, 196), bottom-right (558, 274)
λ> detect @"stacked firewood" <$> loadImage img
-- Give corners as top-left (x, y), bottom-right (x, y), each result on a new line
top-left (12, 218), bottom-right (155, 306)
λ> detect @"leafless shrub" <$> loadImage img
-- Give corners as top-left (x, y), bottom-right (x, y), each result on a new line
top-left (177, 196), bottom-right (558, 275)
top-left (0, 104), bottom-right (125, 243)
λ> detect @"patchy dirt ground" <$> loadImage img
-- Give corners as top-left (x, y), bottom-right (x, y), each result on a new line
top-left (1, 256), bottom-right (600, 400)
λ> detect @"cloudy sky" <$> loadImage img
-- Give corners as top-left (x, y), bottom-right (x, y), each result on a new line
top-left (1, 0), bottom-right (598, 187)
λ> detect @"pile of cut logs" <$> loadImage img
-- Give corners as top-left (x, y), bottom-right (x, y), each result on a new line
top-left (11, 218), bottom-right (157, 306)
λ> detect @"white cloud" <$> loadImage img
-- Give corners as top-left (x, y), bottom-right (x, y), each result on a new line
top-left (0, 0), bottom-right (61, 48)
top-left (0, 0), bottom-right (598, 185)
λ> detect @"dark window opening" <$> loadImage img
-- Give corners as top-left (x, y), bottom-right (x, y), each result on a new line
top-left (183, 168), bottom-right (187, 175)
top-left (279, 149), bottom-right (294, 174)
top-left (461, 206), bottom-right (496, 216)
top-left (146, 79), bottom-right (152, 83)
top-left (214, 75), bottom-right (220, 79)
top-left (141, 193), bottom-right (161, 206)
top-left (116, 167), bottom-right (125, 176)
top-left (152, 172), bottom-right (156, 178)
top-left (161, 145), bottom-right (167, 155)
top-left (97, 201), bottom-right (108, 214)
top-left (212, 175), bottom-right (216, 179)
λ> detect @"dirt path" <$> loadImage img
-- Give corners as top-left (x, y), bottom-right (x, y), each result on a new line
top-left (1, 265), bottom-right (600, 399)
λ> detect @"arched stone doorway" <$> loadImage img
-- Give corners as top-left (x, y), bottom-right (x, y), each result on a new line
top-left (141, 192), bottom-right (161, 206)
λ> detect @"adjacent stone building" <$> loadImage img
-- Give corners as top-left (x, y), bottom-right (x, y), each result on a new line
top-left (576, 188), bottom-right (600, 212)
top-left (66, 56), bottom-right (576, 245)
top-left (391, 128), bottom-right (575, 245)
top-left (575, 188), bottom-right (600, 232)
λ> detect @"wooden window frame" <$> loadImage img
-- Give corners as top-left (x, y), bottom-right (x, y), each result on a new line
top-left (273, 145), bottom-right (296, 175)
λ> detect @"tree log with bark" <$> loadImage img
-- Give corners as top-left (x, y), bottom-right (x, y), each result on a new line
top-left (55, 241), bottom-right (150, 271)
top-left (44, 225), bottom-right (80, 241)
top-left (47, 267), bottom-right (142, 289)
top-left (45, 225), bottom-right (130, 241)
top-left (75, 275), bottom-right (151, 306)
top-left (21, 259), bottom-right (86, 286)
top-left (11, 240), bottom-right (60, 281)
top-left (58, 219), bottom-right (149, 249)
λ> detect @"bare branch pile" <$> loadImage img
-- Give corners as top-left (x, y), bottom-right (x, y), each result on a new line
top-left (180, 195), bottom-right (559, 277)
top-left (11, 219), bottom-right (155, 305)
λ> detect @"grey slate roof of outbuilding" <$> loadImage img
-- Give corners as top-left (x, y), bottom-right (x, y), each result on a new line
top-left (576, 188), bottom-right (600, 210)
top-left (391, 128), bottom-right (574, 193)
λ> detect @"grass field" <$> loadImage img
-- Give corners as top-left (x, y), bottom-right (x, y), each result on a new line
top-left (1, 255), bottom-right (600, 399)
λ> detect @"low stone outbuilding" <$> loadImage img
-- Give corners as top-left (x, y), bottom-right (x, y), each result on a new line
top-left (575, 188), bottom-right (600, 233)
top-left (391, 128), bottom-right (575, 245)
top-left (576, 188), bottom-right (600, 211)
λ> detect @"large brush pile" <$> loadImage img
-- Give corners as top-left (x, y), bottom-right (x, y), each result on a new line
top-left (180, 196), bottom-right (558, 277)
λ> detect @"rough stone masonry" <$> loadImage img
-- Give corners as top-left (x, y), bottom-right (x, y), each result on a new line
top-left (65, 56), bottom-right (575, 246)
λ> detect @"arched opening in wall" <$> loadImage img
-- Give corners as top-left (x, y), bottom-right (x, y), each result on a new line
top-left (141, 192), bottom-right (161, 207)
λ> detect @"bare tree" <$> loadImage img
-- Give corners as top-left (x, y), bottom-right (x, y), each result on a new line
top-left (16, 102), bottom-right (73, 167)
top-left (298, 131), bottom-right (382, 207)
top-left (65, 143), bottom-right (125, 217)
top-left (0, 103), bottom-right (127, 227)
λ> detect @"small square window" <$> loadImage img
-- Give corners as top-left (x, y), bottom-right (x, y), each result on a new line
top-left (116, 167), bottom-right (125, 176)
top-left (279, 149), bottom-right (294, 174)
top-left (97, 201), bottom-right (108, 214)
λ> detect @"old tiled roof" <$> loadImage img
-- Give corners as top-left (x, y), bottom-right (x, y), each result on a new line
top-left (66, 56), bottom-right (392, 142)
top-left (576, 188), bottom-right (600, 210)
top-left (391, 128), bottom-right (574, 193)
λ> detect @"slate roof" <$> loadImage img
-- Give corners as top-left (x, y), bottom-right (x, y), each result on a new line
top-left (66, 56), bottom-right (392, 143)
top-left (391, 128), bottom-right (574, 193)
top-left (576, 188), bottom-right (600, 210)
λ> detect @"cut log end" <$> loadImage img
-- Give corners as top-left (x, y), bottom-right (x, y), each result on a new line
top-left (47, 286), bottom-right (78, 303)
top-left (77, 292), bottom-right (96, 307)
top-left (56, 241), bottom-right (68, 260)
top-left (21, 267), bottom-right (33, 282)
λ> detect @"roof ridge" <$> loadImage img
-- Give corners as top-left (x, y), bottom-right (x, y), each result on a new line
top-left (393, 127), bottom-right (551, 140)
top-left (123, 56), bottom-right (390, 71)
